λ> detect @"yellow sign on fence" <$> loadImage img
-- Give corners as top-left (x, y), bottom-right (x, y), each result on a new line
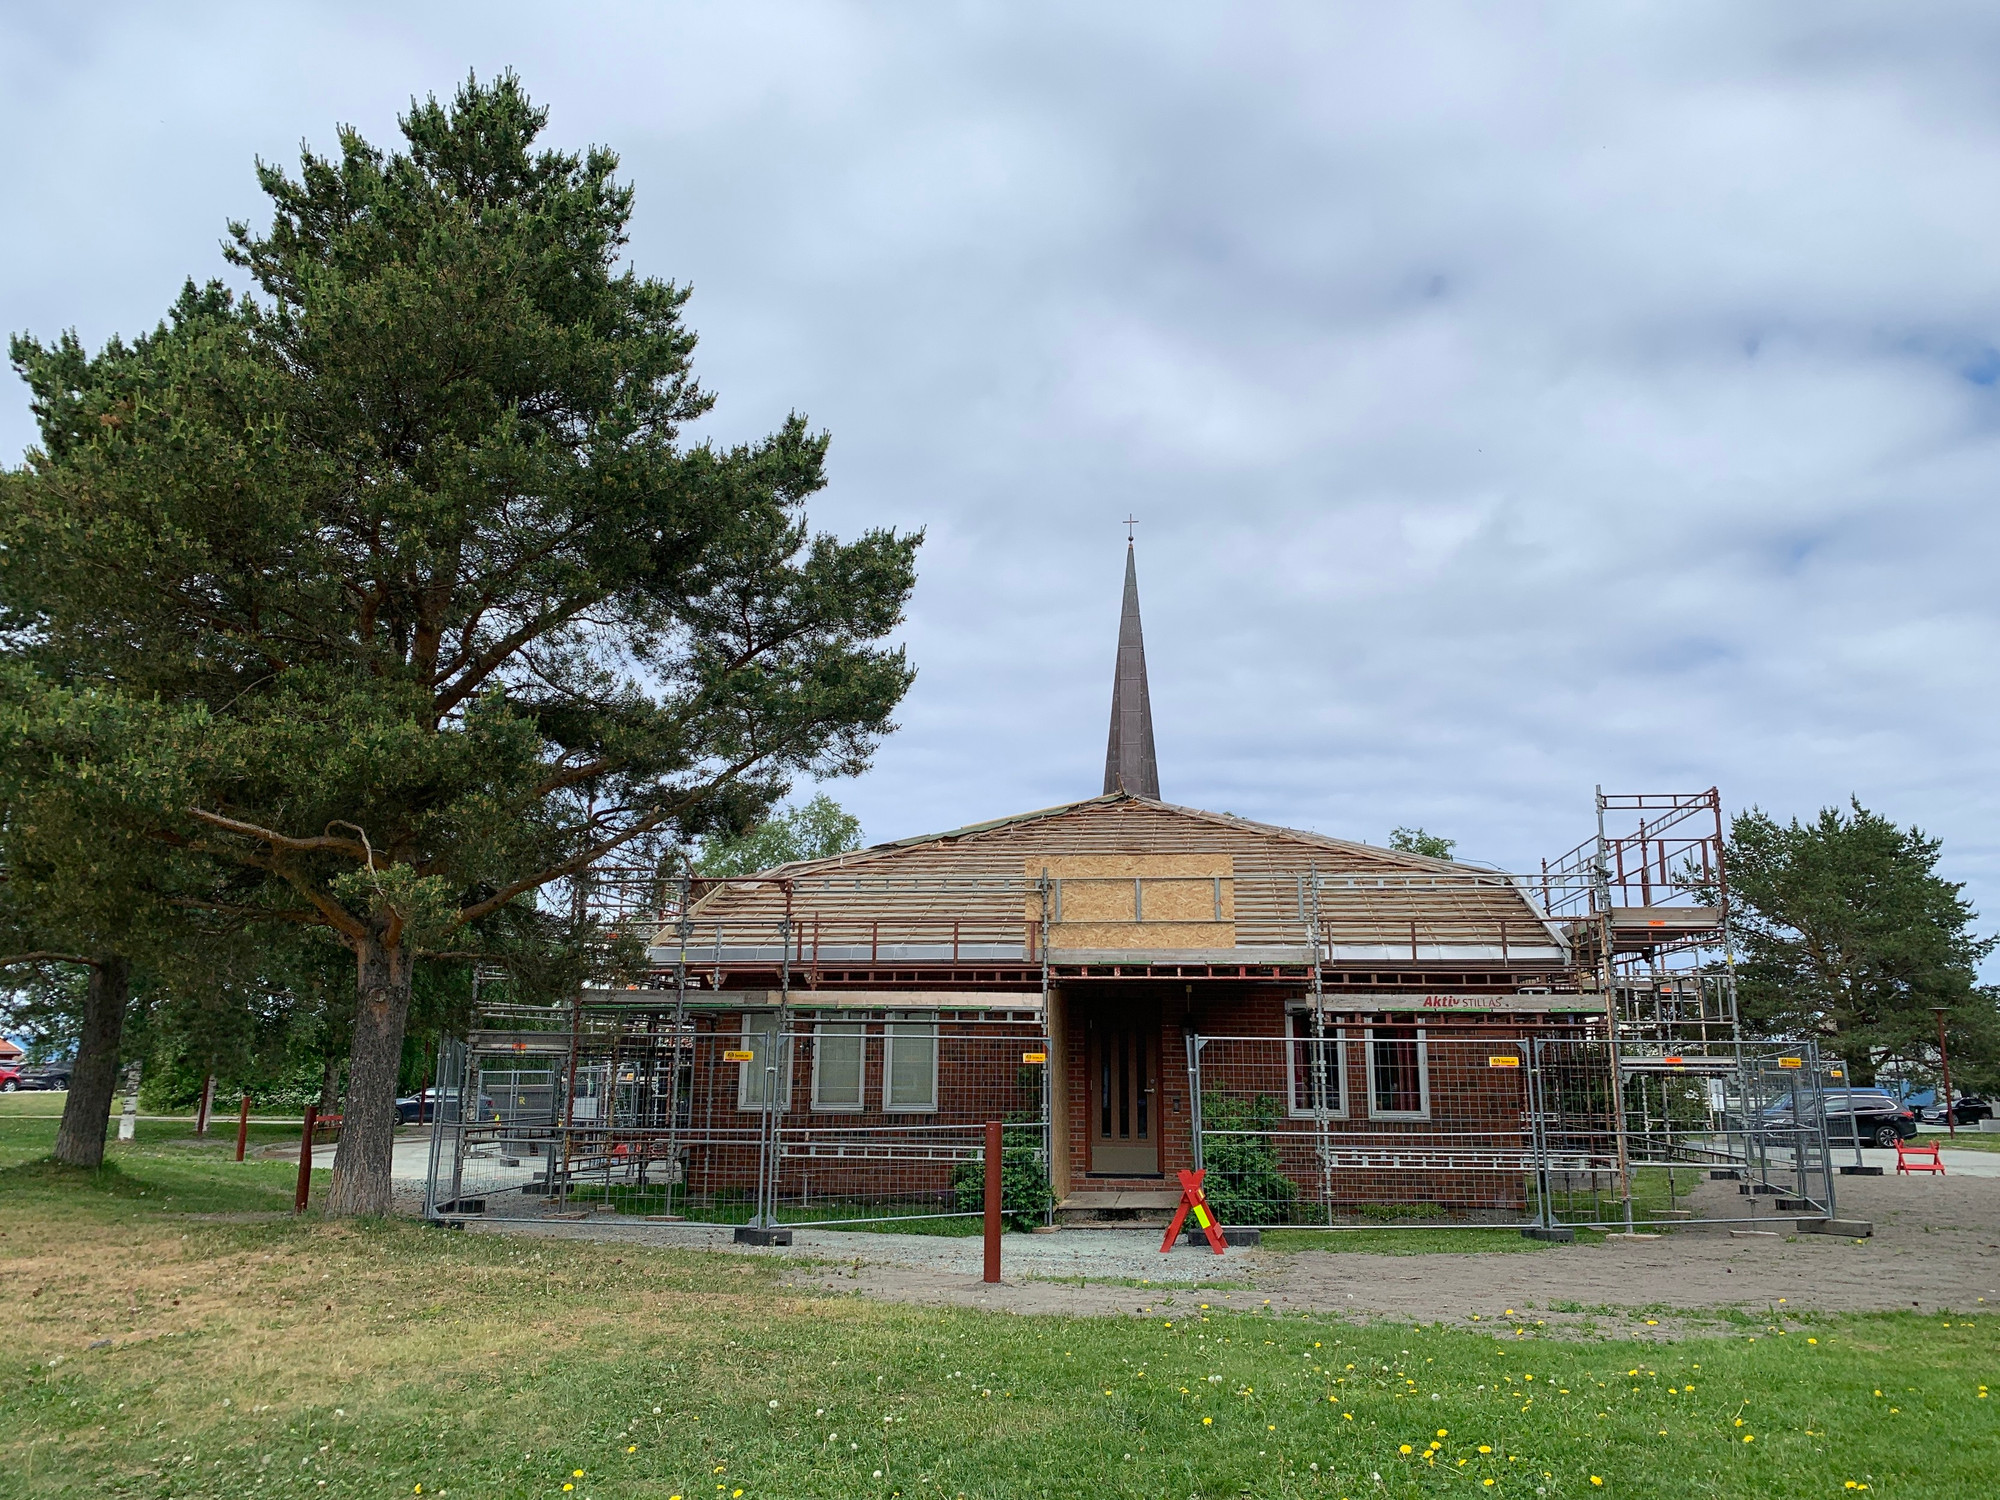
top-left (1778, 1057), bottom-right (1803, 1069)
top-left (1022, 1051), bottom-right (1048, 1064)
top-left (1487, 1055), bottom-right (1520, 1068)
top-left (722, 1049), bottom-right (755, 1063)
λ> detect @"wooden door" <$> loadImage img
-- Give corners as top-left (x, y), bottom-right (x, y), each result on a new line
top-left (1087, 1012), bottom-right (1160, 1174)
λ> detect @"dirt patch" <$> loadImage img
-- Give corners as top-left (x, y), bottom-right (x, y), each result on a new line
top-left (479, 1170), bottom-right (2000, 1335)
top-left (836, 1172), bottom-right (2000, 1331)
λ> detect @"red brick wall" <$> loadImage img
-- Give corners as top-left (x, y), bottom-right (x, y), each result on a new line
top-left (654, 996), bottom-right (1567, 1218)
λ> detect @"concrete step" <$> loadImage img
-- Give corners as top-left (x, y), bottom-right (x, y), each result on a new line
top-left (1055, 1189), bottom-right (1181, 1226)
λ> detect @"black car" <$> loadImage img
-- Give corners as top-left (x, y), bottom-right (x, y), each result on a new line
top-left (18, 1064), bottom-right (72, 1091)
top-left (1919, 1096), bottom-right (1991, 1127)
top-left (1766, 1090), bottom-right (1917, 1149)
top-left (395, 1087), bottom-right (444, 1124)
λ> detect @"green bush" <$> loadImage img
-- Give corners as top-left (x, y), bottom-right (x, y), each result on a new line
top-left (1197, 1092), bottom-right (1298, 1226)
top-left (951, 1129), bottom-right (1054, 1230)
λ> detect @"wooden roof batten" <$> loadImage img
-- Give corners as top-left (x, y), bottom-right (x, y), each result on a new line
top-left (648, 794), bottom-right (1570, 979)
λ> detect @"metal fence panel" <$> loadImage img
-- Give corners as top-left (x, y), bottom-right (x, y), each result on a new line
top-left (428, 1013), bottom-right (1053, 1230)
top-left (1187, 1032), bottom-right (1836, 1232)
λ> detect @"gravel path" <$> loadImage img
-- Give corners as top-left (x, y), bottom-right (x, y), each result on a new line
top-left (459, 1170), bottom-right (2000, 1334)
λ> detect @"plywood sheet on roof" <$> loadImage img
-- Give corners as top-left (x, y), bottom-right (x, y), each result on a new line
top-left (1023, 854), bottom-right (1234, 920)
top-left (1025, 853), bottom-right (1235, 950)
top-left (1046, 921), bottom-right (1235, 951)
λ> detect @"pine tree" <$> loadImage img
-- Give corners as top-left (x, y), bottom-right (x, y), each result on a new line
top-left (1728, 800), bottom-right (2000, 1086)
top-left (3, 74), bottom-right (919, 1212)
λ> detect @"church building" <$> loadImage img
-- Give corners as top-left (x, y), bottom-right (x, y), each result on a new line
top-left (642, 544), bottom-right (1608, 1226)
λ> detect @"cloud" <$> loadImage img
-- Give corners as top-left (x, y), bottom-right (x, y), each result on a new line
top-left (6, 1), bottom-right (2000, 939)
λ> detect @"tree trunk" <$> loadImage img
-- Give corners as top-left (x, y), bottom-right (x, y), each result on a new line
top-left (54, 954), bottom-right (130, 1168)
top-left (316, 1050), bottom-right (342, 1116)
top-left (324, 920), bottom-right (414, 1216)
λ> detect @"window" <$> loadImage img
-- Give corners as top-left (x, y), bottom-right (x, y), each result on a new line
top-left (1286, 1012), bottom-right (1345, 1118)
top-left (1367, 1026), bottom-right (1428, 1119)
top-left (884, 1013), bottom-right (938, 1112)
top-left (736, 1012), bottom-right (790, 1111)
top-left (812, 1021), bottom-right (866, 1111)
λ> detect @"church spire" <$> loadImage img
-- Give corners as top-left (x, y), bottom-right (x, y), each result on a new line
top-left (1102, 540), bottom-right (1161, 799)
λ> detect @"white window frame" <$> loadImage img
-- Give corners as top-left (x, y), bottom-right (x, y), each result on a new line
top-left (1365, 1025), bottom-right (1430, 1121)
top-left (810, 1019), bottom-right (866, 1113)
top-left (883, 1013), bottom-right (939, 1113)
top-left (735, 1011), bottom-right (791, 1112)
top-left (1285, 1010), bottom-right (1347, 1119)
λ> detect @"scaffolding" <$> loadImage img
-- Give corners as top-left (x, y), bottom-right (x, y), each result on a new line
top-left (423, 788), bottom-right (1839, 1236)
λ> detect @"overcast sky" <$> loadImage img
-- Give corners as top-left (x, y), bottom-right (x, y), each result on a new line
top-left (6, 4), bottom-right (2000, 929)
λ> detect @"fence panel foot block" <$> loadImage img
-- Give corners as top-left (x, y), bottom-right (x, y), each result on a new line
top-left (733, 1226), bottom-right (793, 1246)
top-left (1183, 1227), bottom-right (1259, 1248)
top-left (1798, 1218), bottom-right (1873, 1237)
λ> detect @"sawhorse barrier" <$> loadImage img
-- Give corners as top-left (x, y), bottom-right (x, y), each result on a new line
top-left (1160, 1168), bottom-right (1229, 1255)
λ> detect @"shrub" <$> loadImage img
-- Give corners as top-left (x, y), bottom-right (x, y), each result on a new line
top-left (1197, 1092), bottom-right (1298, 1225)
top-left (952, 1127), bottom-right (1054, 1230)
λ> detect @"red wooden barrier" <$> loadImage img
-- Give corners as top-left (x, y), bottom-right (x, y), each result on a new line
top-left (1160, 1168), bottom-right (1229, 1255)
top-left (983, 1120), bottom-right (1002, 1284)
top-left (294, 1105), bottom-right (318, 1214)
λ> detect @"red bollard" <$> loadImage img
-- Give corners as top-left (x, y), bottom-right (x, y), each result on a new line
top-left (235, 1094), bottom-right (251, 1162)
top-left (983, 1119), bottom-right (1002, 1284)
top-left (294, 1105), bottom-right (318, 1214)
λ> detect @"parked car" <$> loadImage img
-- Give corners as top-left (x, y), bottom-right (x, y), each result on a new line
top-left (18, 1064), bottom-right (71, 1091)
top-left (0, 1066), bottom-right (21, 1092)
top-left (396, 1087), bottom-right (445, 1124)
top-left (1918, 1095), bottom-right (1992, 1126)
top-left (1766, 1090), bottom-right (1917, 1148)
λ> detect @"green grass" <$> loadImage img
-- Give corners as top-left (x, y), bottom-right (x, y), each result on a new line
top-left (1, 1118), bottom-right (1995, 1498)
top-left (0, 1090), bottom-right (82, 1118)
top-left (1914, 1130), bottom-right (2000, 1154)
top-left (564, 1181), bottom-right (987, 1235)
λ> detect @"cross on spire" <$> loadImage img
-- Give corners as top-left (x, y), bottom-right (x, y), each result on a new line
top-left (1123, 514), bottom-right (1138, 543)
top-left (1102, 539), bottom-right (1160, 799)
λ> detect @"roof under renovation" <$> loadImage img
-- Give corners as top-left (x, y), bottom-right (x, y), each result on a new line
top-left (654, 793), bottom-right (1564, 967)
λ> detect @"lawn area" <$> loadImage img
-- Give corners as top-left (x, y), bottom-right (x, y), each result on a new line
top-left (1916, 1130), bottom-right (2000, 1154)
top-left (1, 1114), bottom-right (1993, 1498)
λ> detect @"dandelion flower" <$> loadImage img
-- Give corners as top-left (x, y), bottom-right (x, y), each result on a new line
top-left (1203, 1417), bottom-right (1213, 1426)
top-left (1743, 1435), bottom-right (1754, 1443)
top-left (1478, 1445), bottom-right (1492, 1454)
top-left (626, 1445), bottom-right (637, 1453)
top-left (1400, 1445), bottom-right (1413, 1455)
top-left (1590, 1479), bottom-right (1603, 1487)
